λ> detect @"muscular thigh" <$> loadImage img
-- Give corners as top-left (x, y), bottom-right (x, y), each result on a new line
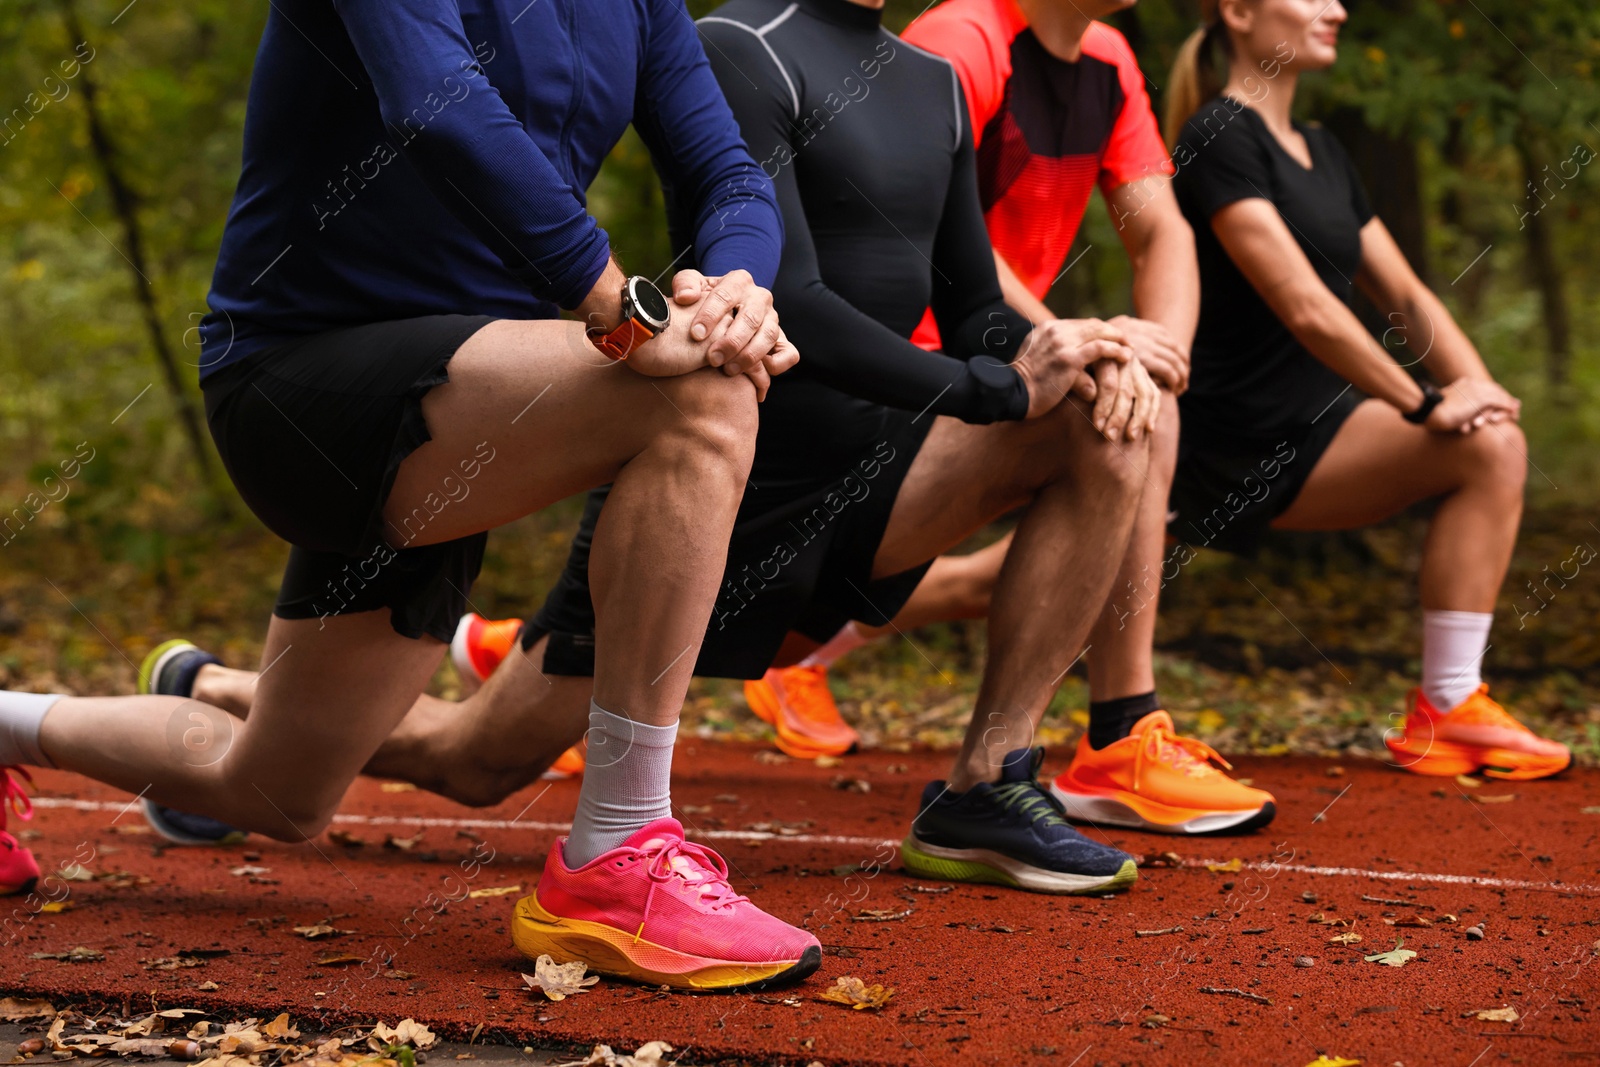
top-left (870, 397), bottom-right (1106, 580)
top-left (386, 319), bottom-right (752, 545)
top-left (1271, 399), bottom-right (1470, 530)
top-left (221, 612), bottom-right (445, 821)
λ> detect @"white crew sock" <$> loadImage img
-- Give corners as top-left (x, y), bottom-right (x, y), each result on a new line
top-left (0, 691), bottom-right (63, 768)
top-left (1421, 609), bottom-right (1493, 713)
top-left (798, 621), bottom-right (872, 669)
top-left (564, 701), bottom-right (678, 867)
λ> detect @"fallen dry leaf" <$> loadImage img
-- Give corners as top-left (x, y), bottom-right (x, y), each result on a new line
top-left (58, 864), bottom-right (94, 882)
top-left (141, 957), bottom-right (208, 971)
top-left (369, 1019), bottom-right (436, 1050)
top-left (1307, 913), bottom-right (1349, 927)
top-left (1454, 775), bottom-right (1480, 789)
top-left (1303, 1058), bottom-right (1362, 1067)
top-left (522, 955), bottom-right (600, 1001)
top-left (1384, 916), bottom-right (1432, 928)
top-left (39, 901), bottom-right (72, 914)
top-left (230, 865), bottom-right (271, 878)
top-left (380, 782), bottom-right (417, 793)
top-left (553, 1042), bottom-right (675, 1067)
top-left (0, 997), bottom-right (56, 1021)
top-left (1205, 858), bottom-right (1243, 873)
top-left (852, 908), bottom-right (911, 922)
top-left (1364, 940), bottom-right (1418, 968)
top-left (466, 885), bottom-right (522, 899)
top-left (1137, 851), bottom-right (1183, 868)
top-left (314, 953), bottom-right (368, 967)
top-left (293, 924), bottom-right (352, 940)
top-left (1474, 1006), bottom-right (1519, 1023)
top-left (1471, 794), bottom-right (1516, 804)
top-left (29, 946), bottom-right (104, 963)
top-left (818, 975), bottom-right (894, 1010)
top-left (262, 1014), bottom-right (300, 1040)
top-left (384, 832), bottom-right (425, 851)
top-left (328, 830), bottom-right (366, 848)
top-left (1329, 932), bottom-right (1363, 946)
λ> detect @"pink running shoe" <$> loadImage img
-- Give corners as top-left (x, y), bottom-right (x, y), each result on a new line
top-left (512, 818), bottom-right (821, 990)
top-left (1, 768), bottom-right (41, 897)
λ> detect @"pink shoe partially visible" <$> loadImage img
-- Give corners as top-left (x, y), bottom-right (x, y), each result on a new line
top-left (512, 818), bottom-right (820, 990)
top-left (1, 768), bottom-right (41, 897)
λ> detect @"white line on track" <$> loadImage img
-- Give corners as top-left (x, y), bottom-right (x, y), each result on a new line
top-left (33, 797), bottom-right (1600, 896)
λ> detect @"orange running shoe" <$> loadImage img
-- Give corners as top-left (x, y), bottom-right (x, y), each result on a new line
top-left (451, 613), bottom-right (524, 683)
top-left (1386, 685), bottom-right (1571, 780)
top-left (1050, 711), bottom-right (1276, 834)
top-left (743, 665), bottom-right (859, 759)
top-left (452, 613), bottom-right (586, 779)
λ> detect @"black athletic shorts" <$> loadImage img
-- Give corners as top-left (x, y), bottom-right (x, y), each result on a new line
top-left (1168, 388), bottom-right (1363, 556)
top-left (201, 315), bottom-right (498, 643)
top-left (525, 401), bottom-right (936, 679)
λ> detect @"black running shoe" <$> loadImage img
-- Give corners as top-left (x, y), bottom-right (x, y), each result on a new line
top-left (136, 640), bottom-right (246, 846)
top-left (901, 747), bottom-right (1137, 894)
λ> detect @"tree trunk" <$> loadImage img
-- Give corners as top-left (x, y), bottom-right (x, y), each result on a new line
top-left (1516, 141), bottom-right (1572, 390)
top-left (59, 0), bottom-right (227, 502)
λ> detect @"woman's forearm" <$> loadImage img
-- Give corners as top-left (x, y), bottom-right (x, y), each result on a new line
top-left (1396, 285), bottom-right (1493, 384)
top-left (1282, 287), bottom-right (1426, 413)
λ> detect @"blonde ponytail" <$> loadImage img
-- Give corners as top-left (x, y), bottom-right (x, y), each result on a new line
top-left (1164, 3), bottom-right (1223, 150)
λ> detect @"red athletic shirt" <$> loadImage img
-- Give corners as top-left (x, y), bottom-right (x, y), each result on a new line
top-left (903, 0), bottom-right (1173, 349)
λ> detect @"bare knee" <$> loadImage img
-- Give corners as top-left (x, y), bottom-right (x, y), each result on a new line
top-left (1460, 421), bottom-right (1528, 498)
top-left (255, 798), bottom-right (341, 843)
top-left (655, 369), bottom-right (759, 474)
top-left (1050, 396), bottom-right (1151, 491)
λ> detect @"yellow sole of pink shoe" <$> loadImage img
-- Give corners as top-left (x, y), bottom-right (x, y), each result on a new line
top-left (511, 894), bottom-right (819, 991)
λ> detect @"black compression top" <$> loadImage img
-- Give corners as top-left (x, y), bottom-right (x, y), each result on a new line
top-left (1173, 97), bottom-right (1375, 442)
top-left (681, 0), bottom-right (1033, 462)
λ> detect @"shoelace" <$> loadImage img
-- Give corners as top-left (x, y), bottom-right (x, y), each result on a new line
top-left (2, 767), bottom-right (35, 827)
top-left (1132, 724), bottom-right (1228, 794)
top-left (1454, 688), bottom-right (1530, 732)
top-left (991, 780), bottom-right (1070, 829)
top-left (784, 667), bottom-right (842, 728)
top-left (642, 835), bottom-right (750, 912)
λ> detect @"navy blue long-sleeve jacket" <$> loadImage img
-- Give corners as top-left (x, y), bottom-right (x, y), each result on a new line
top-left (198, 0), bottom-right (782, 375)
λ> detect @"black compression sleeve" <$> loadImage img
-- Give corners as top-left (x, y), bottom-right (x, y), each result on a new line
top-left (698, 21), bottom-right (1029, 425)
top-left (928, 94), bottom-right (1034, 375)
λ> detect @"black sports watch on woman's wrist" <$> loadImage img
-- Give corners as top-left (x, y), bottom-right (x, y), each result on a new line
top-left (1403, 381), bottom-right (1444, 425)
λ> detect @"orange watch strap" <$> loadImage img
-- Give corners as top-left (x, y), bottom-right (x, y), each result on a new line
top-left (593, 316), bottom-right (656, 361)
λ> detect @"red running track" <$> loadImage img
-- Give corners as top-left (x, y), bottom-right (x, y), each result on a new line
top-left (3, 744), bottom-right (1598, 1066)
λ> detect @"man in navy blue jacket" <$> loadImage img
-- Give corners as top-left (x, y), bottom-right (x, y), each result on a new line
top-left (0, 0), bottom-right (823, 990)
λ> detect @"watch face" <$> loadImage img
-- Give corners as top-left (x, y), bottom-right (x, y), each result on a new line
top-left (628, 276), bottom-right (671, 330)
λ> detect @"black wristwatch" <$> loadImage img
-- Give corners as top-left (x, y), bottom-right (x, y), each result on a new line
top-left (1403, 381), bottom-right (1444, 425)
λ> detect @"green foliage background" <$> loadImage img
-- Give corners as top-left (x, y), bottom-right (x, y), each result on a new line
top-left (0, 0), bottom-right (1596, 757)
top-left (3, 0), bottom-right (1597, 525)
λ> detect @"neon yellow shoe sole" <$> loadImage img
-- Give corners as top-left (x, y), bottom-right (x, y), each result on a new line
top-left (137, 638), bottom-right (197, 696)
top-left (511, 893), bottom-right (819, 991)
top-left (899, 835), bottom-right (1138, 895)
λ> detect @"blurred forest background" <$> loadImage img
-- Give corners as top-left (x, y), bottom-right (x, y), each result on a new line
top-left (1, 0), bottom-right (1597, 762)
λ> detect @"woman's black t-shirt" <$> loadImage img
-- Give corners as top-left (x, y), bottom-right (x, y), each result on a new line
top-left (1172, 96), bottom-right (1374, 443)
